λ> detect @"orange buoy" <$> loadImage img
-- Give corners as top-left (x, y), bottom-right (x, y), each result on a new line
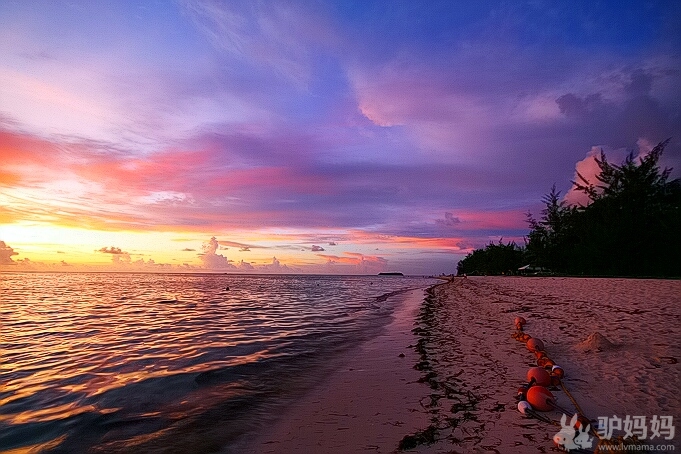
top-left (551, 365), bottom-right (565, 379)
top-left (521, 333), bottom-right (532, 342)
top-left (537, 357), bottom-right (551, 367)
top-left (526, 386), bottom-right (555, 411)
top-left (514, 316), bottom-right (526, 326)
top-left (542, 359), bottom-right (555, 369)
top-left (527, 367), bottom-right (551, 386)
top-left (534, 350), bottom-right (548, 359)
top-left (526, 338), bottom-right (545, 352)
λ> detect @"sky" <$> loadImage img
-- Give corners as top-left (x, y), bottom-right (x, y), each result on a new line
top-left (1, 0), bottom-right (680, 275)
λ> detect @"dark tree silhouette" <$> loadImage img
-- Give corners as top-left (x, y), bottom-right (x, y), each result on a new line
top-left (456, 240), bottom-right (524, 276)
top-left (526, 139), bottom-right (680, 277)
top-left (458, 140), bottom-right (679, 277)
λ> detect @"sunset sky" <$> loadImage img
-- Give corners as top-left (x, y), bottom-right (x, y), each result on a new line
top-left (1, 1), bottom-right (679, 274)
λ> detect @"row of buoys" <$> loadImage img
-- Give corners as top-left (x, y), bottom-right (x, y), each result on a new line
top-left (513, 320), bottom-right (566, 413)
top-left (512, 316), bottom-right (595, 450)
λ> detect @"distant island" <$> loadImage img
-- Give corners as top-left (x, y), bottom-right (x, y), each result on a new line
top-left (378, 272), bottom-right (404, 276)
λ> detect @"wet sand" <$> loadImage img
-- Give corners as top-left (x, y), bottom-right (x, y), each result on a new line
top-left (238, 277), bottom-right (680, 453)
top-left (239, 288), bottom-right (432, 453)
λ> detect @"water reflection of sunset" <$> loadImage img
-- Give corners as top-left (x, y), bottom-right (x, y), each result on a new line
top-left (1, 273), bottom-right (434, 452)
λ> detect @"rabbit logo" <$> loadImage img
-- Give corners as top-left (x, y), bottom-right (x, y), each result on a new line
top-left (553, 414), bottom-right (593, 451)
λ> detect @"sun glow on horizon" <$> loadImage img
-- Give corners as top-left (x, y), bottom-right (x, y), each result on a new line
top-left (1, 222), bottom-right (468, 274)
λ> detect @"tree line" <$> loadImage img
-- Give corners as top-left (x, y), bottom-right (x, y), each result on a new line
top-left (456, 140), bottom-right (680, 278)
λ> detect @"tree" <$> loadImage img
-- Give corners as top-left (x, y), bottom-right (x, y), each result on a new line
top-left (526, 139), bottom-right (680, 277)
top-left (524, 185), bottom-right (578, 271)
top-left (456, 240), bottom-right (524, 276)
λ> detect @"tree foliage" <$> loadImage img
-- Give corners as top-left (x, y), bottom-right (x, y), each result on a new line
top-left (456, 240), bottom-right (524, 276)
top-left (456, 139), bottom-right (680, 277)
top-left (526, 139), bottom-right (680, 277)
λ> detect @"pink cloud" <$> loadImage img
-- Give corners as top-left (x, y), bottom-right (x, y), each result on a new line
top-left (260, 256), bottom-right (299, 273)
top-left (563, 146), bottom-right (603, 206)
top-left (562, 141), bottom-right (663, 207)
top-left (0, 241), bottom-right (19, 265)
top-left (207, 166), bottom-right (331, 196)
top-left (348, 64), bottom-right (495, 159)
top-left (199, 236), bottom-right (235, 269)
top-left (318, 251), bottom-right (388, 274)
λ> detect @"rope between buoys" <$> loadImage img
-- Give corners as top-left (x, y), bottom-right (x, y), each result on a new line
top-left (559, 381), bottom-right (585, 420)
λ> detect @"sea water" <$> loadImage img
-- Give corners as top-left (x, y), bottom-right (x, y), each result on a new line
top-left (0, 272), bottom-right (436, 453)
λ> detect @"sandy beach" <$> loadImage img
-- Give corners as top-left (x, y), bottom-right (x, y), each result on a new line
top-left (237, 288), bottom-right (433, 453)
top-left (241, 277), bottom-right (680, 453)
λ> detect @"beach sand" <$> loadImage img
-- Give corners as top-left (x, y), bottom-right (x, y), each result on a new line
top-left (241, 277), bottom-right (680, 453)
top-left (408, 277), bottom-right (680, 453)
top-left (239, 288), bottom-right (433, 453)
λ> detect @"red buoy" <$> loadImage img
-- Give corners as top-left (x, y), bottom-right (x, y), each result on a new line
top-left (527, 367), bottom-right (551, 386)
top-left (514, 316), bottom-right (527, 326)
top-left (534, 350), bottom-right (548, 359)
top-left (526, 338), bottom-right (545, 352)
top-left (526, 386), bottom-right (555, 412)
top-left (517, 385), bottom-right (528, 399)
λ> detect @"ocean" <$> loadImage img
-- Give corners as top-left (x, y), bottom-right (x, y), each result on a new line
top-left (0, 272), bottom-right (437, 453)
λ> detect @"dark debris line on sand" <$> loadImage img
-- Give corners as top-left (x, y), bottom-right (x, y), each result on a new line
top-left (399, 280), bottom-right (485, 451)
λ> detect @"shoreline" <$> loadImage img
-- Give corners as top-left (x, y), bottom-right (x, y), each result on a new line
top-left (235, 276), bottom-right (680, 453)
top-left (235, 287), bottom-right (434, 454)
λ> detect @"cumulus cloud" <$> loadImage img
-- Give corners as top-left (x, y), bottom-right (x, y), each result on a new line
top-left (328, 241), bottom-right (337, 246)
top-left (311, 245), bottom-right (325, 251)
top-left (236, 260), bottom-right (254, 270)
top-left (97, 246), bottom-right (132, 264)
top-left (98, 246), bottom-right (128, 255)
top-left (556, 93), bottom-right (605, 117)
top-left (436, 212), bottom-right (461, 227)
top-left (0, 241), bottom-right (18, 264)
top-left (200, 236), bottom-right (234, 269)
top-left (352, 253), bottom-right (388, 274)
top-left (239, 247), bottom-right (250, 252)
top-left (563, 140), bottom-right (662, 207)
top-left (182, 248), bottom-right (196, 251)
top-left (260, 256), bottom-right (298, 273)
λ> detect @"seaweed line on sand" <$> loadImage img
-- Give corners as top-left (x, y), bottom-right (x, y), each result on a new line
top-left (398, 281), bottom-right (483, 451)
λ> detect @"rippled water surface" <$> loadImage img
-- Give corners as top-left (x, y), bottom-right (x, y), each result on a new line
top-left (0, 272), bottom-right (435, 453)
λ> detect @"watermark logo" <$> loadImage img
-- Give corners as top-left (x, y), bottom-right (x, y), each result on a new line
top-left (597, 415), bottom-right (675, 441)
top-left (554, 414), bottom-right (676, 452)
top-left (553, 414), bottom-right (593, 451)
